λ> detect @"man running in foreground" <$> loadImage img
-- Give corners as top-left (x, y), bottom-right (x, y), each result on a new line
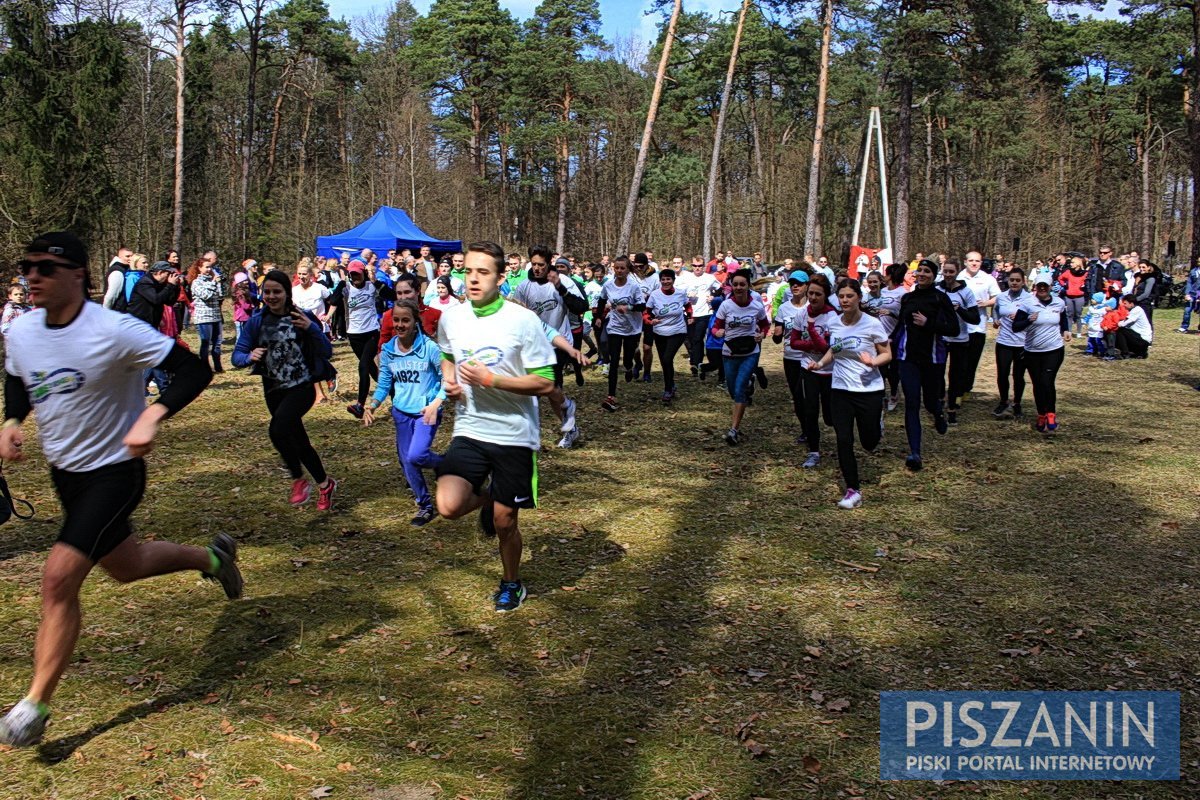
top-left (435, 241), bottom-right (556, 613)
top-left (0, 232), bottom-right (241, 747)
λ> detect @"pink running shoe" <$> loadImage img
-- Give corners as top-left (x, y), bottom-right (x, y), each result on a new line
top-left (317, 478), bottom-right (338, 511)
top-left (290, 478), bottom-right (311, 506)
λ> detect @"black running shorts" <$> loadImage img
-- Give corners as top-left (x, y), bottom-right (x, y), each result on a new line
top-left (436, 437), bottom-right (538, 509)
top-left (50, 458), bottom-right (146, 562)
top-left (641, 326), bottom-right (656, 346)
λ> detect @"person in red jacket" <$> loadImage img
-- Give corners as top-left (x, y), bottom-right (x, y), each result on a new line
top-left (1057, 255), bottom-right (1089, 336)
top-left (378, 275), bottom-right (440, 355)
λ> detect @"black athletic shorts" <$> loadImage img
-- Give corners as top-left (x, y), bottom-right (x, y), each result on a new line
top-left (436, 437), bottom-right (538, 509)
top-left (641, 326), bottom-right (656, 346)
top-left (50, 458), bottom-right (146, 562)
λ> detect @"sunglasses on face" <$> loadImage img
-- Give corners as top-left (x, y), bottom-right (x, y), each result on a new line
top-left (18, 259), bottom-right (79, 278)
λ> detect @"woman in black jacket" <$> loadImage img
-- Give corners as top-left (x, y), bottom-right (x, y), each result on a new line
top-left (1132, 260), bottom-right (1161, 322)
top-left (892, 259), bottom-right (959, 471)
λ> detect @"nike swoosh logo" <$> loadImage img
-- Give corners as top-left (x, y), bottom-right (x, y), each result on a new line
top-left (513, 496), bottom-right (530, 503)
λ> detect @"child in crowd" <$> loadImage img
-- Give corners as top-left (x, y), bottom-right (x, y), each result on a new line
top-left (1, 283), bottom-right (30, 338)
top-left (699, 294), bottom-right (726, 387)
top-left (1082, 291), bottom-right (1113, 357)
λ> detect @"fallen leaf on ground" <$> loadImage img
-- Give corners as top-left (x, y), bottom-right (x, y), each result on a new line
top-left (271, 731), bottom-right (322, 751)
top-left (802, 754), bottom-right (822, 774)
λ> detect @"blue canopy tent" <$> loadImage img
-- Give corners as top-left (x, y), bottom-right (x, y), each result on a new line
top-left (315, 206), bottom-right (462, 258)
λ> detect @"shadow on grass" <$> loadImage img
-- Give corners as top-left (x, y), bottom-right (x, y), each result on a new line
top-left (36, 587), bottom-right (397, 765)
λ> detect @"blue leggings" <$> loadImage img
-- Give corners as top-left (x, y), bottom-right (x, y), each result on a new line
top-left (898, 359), bottom-right (944, 457)
top-left (392, 407), bottom-right (443, 512)
top-left (723, 352), bottom-right (760, 404)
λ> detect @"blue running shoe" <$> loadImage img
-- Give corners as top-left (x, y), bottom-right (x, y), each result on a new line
top-left (493, 580), bottom-right (527, 613)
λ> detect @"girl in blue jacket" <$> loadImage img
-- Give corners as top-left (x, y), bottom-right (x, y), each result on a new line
top-left (362, 298), bottom-right (445, 527)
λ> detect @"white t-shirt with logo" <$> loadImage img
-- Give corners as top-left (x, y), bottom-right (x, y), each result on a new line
top-left (512, 277), bottom-right (585, 338)
top-left (645, 288), bottom-right (690, 336)
top-left (676, 271), bottom-right (719, 318)
top-left (715, 296), bottom-right (767, 357)
top-left (599, 278), bottom-right (644, 336)
top-left (828, 314), bottom-right (889, 392)
top-left (293, 282), bottom-right (331, 315)
top-left (773, 300), bottom-right (807, 361)
top-left (437, 300), bottom-right (556, 450)
top-left (345, 281), bottom-right (379, 334)
top-left (878, 286), bottom-right (907, 335)
top-left (5, 302), bottom-right (174, 472)
top-left (959, 269), bottom-right (1000, 335)
top-left (793, 304), bottom-right (838, 375)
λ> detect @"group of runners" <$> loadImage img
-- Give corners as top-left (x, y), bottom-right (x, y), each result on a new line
top-left (0, 230), bottom-right (1164, 748)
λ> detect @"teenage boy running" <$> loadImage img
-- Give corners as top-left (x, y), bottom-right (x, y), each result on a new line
top-left (0, 232), bottom-right (239, 747)
top-left (435, 242), bottom-right (557, 613)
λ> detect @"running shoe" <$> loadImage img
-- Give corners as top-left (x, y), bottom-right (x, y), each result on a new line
top-left (905, 454), bottom-right (923, 472)
top-left (934, 413), bottom-right (948, 435)
top-left (1011, 404), bottom-right (1023, 420)
top-left (632, 365), bottom-right (642, 381)
top-left (1035, 414), bottom-right (1048, 433)
top-left (493, 580), bottom-right (527, 613)
top-left (802, 452), bottom-right (820, 469)
top-left (724, 428), bottom-right (741, 446)
top-left (795, 434), bottom-right (807, 445)
top-left (992, 402), bottom-right (1010, 419)
top-left (625, 368), bottom-right (633, 383)
top-left (479, 497), bottom-right (497, 538)
top-left (642, 372), bottom-right (652, 383)
top-left (346, 402), bottom-right (365, 419)
top-left (317, 477), bottom-right (338, 511)
top-left (661, 390), bottom-right (672, 405)
top-left (690, 366), bottom-right (698, 376)
top-left (205, 533), bottom-right (243, 599)
top-left (698, 366), bottom-right (707, 382)
top-left (0, 698), bottom-right (48, 747)
top-left (947, 410), bottom-right (958, 426)
top-left (716, 379), bottom-right (726, 389)
top-left (1046, 412), bottom-right (1058, 432)
top-left (575, 373), bottom-right (584, 387)
top-left (556, 427), bottom-right (580, 449)
top-left (601, 396), bottom-right (619, 412)
top-left (1178, 327), bottom-right (1189, 333)
top-left (290, 478), bottom-right (311, 506)
top-left (411, 507), bottom-right (438, 527)
top-left (886, 393), bottom-right (899, 412)
top-left (755, 367), bottom-right (768, 389)
top-left (837, 488), bottom-right (863, 510)
top-left (561, 398), bottom-right (577, 433)
top-left (327, 377), bottom-right (338, 393)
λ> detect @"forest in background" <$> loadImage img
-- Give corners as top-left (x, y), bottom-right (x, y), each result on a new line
top-left (0, 0), bottom-right (1196, 272)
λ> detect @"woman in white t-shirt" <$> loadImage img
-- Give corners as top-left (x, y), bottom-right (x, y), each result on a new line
top-left (788, 274), bottom-right (838, 468)
top-left (771, 270), bottom-right (810, 442)
top-left (808, 278), bottom-right (891, 510)
top-left (877, 263), bottom-right (909, 410)
top-left (712, 268), bottom-right (768, 445)
top-left (343, 263), bottom-right (381, 419)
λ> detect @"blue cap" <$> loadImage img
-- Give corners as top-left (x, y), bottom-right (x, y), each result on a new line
top-left (788, 270), bottom-right (810, 284)
top-left (1092, 292), bottom-right (1106, 303)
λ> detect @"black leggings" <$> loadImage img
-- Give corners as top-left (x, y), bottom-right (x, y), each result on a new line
top-left (265, 383), bottom-right (327, 484)
top-left (831, 389), bottom-right (884, 490)
top-left (995, 343), bottom-right (1026, 406)
top-left (348, 331), bottom-right (381, 405)
top-left (1023, 347), bottom-right (1064, 415)
top-left (963, 332), bottom-right (986, 395)
top-left (783, 360), bottom-right (806, 425)
top-left (701, 348), bottom-right (724, 382)
top-left (898, 359), bottom-right (945, 457)
top-left (944, 340), bottom-right (969, 410)
top-left (884, 358), bottom-right (900, 397)
top-left (798, 369), bottom-right (833, 452)
top-left (686, 318), bottom-right (708, 367)
top-left (654, 332), bottom-right (687, 392)
top-left (606, 333), bottom-right (641, 396)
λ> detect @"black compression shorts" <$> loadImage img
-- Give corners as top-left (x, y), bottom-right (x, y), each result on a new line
top-left (50, 458), bottom-right (146, 562)
top-left (436, 437), bottom-right (538, 509)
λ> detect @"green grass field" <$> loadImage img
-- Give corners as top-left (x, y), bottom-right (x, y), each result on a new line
top-left (1, 308), bottom-right (1197, 799)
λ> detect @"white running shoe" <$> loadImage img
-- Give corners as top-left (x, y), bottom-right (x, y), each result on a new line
top-left (0, 698), bottom-right (48, 747)
top-left (802, 452), bottom-right (820, 469)
top-left (886, 394), bottom-right (899, 412)
top-left (837, 489), bottom-right (863, 510)
top-left (561, 397), bottom-right (577, 433)
top-left (557, 427), bottom-right (580, 449)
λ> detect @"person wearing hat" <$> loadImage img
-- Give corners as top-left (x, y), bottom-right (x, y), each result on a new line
top-left (128, 261), bottom-right (186, 395)
top-left (0, 232), bottom-right (238, 748)
top-left (772, 269), bottom-right (811, 444)
top-left (1012, 273), bottom-right (1070, 432)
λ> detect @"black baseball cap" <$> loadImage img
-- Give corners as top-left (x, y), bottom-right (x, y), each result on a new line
top-left (26, 232), bottom-right (87, 268)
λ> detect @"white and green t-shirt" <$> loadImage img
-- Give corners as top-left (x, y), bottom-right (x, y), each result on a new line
top-left (827, 314), bottom-right (889, 392)
top-left (773, 300), bottom-right (807, 361)
top-left (645, 288), bottom-right (690, 336)
top-left (437, 298), bottom-right (556, 450)
top-left (599, 278), bottom-right (644, 337)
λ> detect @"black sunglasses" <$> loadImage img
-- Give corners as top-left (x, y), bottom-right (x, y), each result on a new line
top-left (17, 259), bottom-right (81, 277)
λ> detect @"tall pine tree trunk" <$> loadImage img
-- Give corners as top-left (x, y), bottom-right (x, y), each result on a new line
top-left (803, 0), bottom-right (833, 257)
top-left (171, 0), bottom-right (186, 252)
top-left (617, 0), bottom-right (681, 255)
top-left (701, 0), bottom-right (750, 262)
top-left (893, 75), bottom-right (912, 263)
top-left (1187, 1), bottom-right (1200, 268)
top-left (555, 88), bottom-right (572, 253)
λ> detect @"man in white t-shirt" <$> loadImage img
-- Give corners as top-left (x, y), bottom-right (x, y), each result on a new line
top-left (958, 250), bottom-right (1000, 398)
top-left (0, 233), bottom-right (240, 748)
top-left (292, 263), bottom-right (332, 321)
top-left (436, 241), bottom-right (556, 613)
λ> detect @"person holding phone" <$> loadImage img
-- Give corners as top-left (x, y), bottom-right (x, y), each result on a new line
top-left (232, 269), bottom-right (338, 510)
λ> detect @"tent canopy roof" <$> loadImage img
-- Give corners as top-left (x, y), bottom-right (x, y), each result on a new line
top-left (315, 206), bottom-right (461, 258)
